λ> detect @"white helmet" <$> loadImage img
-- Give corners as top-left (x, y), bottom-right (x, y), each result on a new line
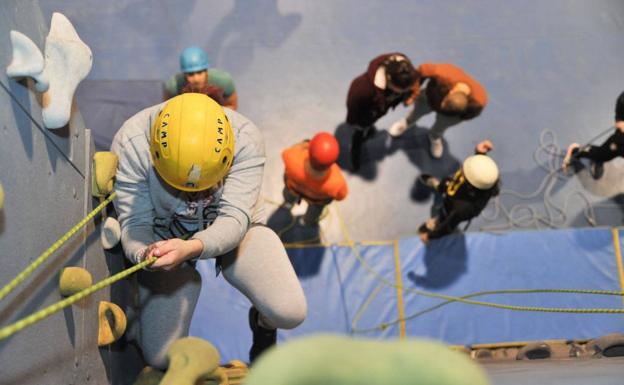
top-left (462, 155), bottom-right (499, 190)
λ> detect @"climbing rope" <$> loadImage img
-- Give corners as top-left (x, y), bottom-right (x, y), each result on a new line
top-left (351, 287), bottom-right (624, 333)
top-left (0, 256), bottom-right (156, 341)
top-left (0, 193), bottom-right (116, 301)
top-left (480, 127), bottom-right (619, 231)
top-left (333, 204), bottom-right (624, 319)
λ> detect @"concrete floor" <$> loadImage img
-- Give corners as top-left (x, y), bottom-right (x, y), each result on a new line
top-left (38, 0), bottom-right (624, 243)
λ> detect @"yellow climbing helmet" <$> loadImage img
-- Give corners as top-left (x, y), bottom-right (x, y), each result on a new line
top-left (150, 93), bottom-right (235, 191)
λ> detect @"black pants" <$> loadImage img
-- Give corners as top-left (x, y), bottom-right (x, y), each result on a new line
top-left (350, 125), bottom-right (375, 170)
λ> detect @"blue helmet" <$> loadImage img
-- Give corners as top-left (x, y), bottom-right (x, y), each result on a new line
top-left (180, 46), bottom-right (209, 73)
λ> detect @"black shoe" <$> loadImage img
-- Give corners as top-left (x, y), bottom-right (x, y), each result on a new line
top-left (419, 174), bottom-right (440, 190)
top-left (590, 161), bottom-right (604, 180)
top-left (248, 307), bottom-right (276, 363)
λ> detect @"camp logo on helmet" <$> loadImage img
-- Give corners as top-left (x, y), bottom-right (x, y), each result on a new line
top-left (155, 113), bottom-right (171, 159)
top-left (215, 118), bottom-right (225, 153)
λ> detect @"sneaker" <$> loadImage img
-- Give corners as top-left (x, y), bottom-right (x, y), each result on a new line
top-left (590, 161), bottom-right (604, 180)
top-left (388, 118), bottom-right (408, 137)
top-left (562, 143), bottom-right (580, 172)
top-left (429, 136), bottom-right (444, 159)
top-left (248, 307), bottom-right (276, 363)
top-left (419, 174), bottom-right (440, 190)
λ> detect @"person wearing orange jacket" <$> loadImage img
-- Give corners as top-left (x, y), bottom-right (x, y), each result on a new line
top-left (389, 63), bottom-right (488, 159)
top-left (282, 132), bottom-right (348, 225)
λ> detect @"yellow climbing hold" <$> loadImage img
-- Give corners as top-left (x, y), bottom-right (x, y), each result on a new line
top-left (132, 367), bottom-right (164, 385)
top-left (98, 301), bottom-right (127, 346)
top-left (0, 182), bottom-right (4, 210)
top-left (59, 267), bottom-right (92, 296)
top-left (92, 151), bottom-right (118, 198)
top-left (160, 337), bottom-right (221, 385)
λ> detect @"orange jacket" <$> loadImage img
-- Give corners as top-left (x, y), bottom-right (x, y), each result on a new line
top-left (282, 142), bottom-right (348, 203)
top-left (418, 63), bottom-right (487, 119)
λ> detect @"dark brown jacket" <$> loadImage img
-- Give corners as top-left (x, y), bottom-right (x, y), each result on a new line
top-left (346, 53), bottom-right (416, 128)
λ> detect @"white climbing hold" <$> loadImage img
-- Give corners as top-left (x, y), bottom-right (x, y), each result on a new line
top-left (101, 217), bottom-right (121, 249)
top-left (5, 30), bottom-right (47, 89)
top-left (39, 12), bottom-right (93, 129)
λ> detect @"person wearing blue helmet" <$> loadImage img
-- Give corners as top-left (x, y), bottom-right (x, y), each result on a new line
top-left (163, 46), bottom-right (238, 110)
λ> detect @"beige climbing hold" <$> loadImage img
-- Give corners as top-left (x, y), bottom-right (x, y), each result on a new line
top-left (244, 334), bottom-right (491, 385)
top-left (58, 266), bottom-right (92, 296)
top-left (0, 182), bottom-right (4, 210)
top-left (6, 30), bottom-right (47, 87)
top-left (92, 151), bottom-right (119, 197)
top-left (101, 217), bottom-right (121, 249)
top-left (40, 12), bottom-right (93, 129)
top-left (132, 367), bottom-right (164, 385)
top-left (160, 337), bottom-right (221, 385)
top-left (98, 301), bottom-right (127, 346)
top-left (204, 361), bottom-right (249, 385)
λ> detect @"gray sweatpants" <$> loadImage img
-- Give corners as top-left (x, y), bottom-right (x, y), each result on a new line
top-left (406, 93), bottom-right (463, 139)
top-left (134, 225), bottom-right (307, 369)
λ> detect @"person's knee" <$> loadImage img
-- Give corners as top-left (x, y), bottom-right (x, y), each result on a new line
top-left (140, 343), bottom-right (169, 370)
top-left (263, 297), bottom-right (307, 330)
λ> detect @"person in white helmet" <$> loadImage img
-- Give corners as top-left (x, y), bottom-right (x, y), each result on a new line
top-left (418, 140), bottom-right (499, 243)
top-left (111, 93), bottom-right (306, 367)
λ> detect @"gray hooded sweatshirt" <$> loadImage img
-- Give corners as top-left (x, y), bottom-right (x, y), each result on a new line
top-left (111, 102), bottom-right (266, 264)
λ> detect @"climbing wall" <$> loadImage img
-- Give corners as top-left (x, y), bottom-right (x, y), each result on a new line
top-left (0, 1), bottom-right (141, 384)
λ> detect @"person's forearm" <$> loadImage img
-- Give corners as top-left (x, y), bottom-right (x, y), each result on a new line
top-left (121, 225), bottom-right (157, 264)
top-left (191, 215), bottom-right (248, 259)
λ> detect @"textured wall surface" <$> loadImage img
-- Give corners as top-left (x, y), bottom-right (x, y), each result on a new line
top-left (0, 1), bottom-right (141, 384)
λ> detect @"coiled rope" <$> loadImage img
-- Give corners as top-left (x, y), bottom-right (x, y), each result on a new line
top-left (481, 127), bottom-right (618, 231)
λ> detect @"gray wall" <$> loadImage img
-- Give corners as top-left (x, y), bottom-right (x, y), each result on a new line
top-left (0, 1), bottom-right (141, 384)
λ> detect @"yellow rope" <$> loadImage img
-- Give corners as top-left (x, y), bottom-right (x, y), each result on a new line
top-left (611, 228), bottom-right (624, 307)
top-left (333, 204), bottom-right (624, 315)
top-left (392, 240), bottom-right (406, 338)
top-left (0, 193), bottom-right (117, 301)
top-left (352, 288), bottom-right (624, 333)
top-left (0, 256), bottom-right (156, 341)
